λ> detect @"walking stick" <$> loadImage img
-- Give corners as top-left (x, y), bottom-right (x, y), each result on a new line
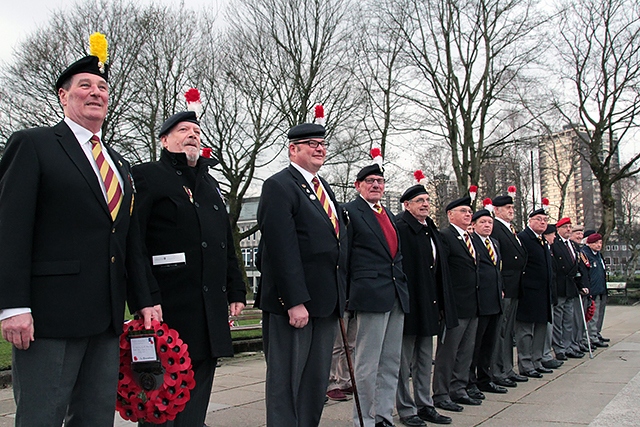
top-left (578, 295), bottom-right (594, 359)
top-left (339, 316), bottom-right (364, 427)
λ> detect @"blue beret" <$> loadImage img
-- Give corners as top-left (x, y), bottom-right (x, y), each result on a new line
top-left (159, 111), bottom-right (200, 137)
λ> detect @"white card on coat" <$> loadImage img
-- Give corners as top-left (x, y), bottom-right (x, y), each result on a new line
top-left (152, 252), bottom-right (186, 266)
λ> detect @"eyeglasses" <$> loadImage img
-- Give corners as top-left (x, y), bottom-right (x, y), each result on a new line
top-left (295, 139), bottom-right (329, 149)
top-left (363, 178), bottom-right (385, 185)
top-left (410, 197), bottom-right (430, 204)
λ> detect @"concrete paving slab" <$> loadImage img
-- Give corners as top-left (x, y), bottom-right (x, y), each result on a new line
top-left (589, 370), bottom-right (640, 427)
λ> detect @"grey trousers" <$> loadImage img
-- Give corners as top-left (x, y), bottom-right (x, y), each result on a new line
top-left (588, 294), bottom-right (607, 341)
top-left (327, 311), bottom-right (356, 392)
top-left (263, 312), bottom-right (337, 427)
top-left (570, 295), bottom-right (590, 351)
top-left (13, 329), bottom-right (119, 427)
top-left (432, 316), bottom-right (478, 403)
top-left (396, 335), bottom-right (435, 418)
top-left (541, 319), bottom-right (554, 362)
top-left (515, 321), bottom-right (547, 373)
top-left (353, 299), bottom-right (404, 427)
top-left (492, 297), bottom-right (518, 380)
top-left (552, 296), bottom-right (575, 356)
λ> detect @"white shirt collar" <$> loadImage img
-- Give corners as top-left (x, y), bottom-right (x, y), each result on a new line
top-left (290, 161), bottom-right (317, 187)
top-left (64, 117), bottom-right (103, 145)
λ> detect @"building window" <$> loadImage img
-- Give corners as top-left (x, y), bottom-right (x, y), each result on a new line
top-left (606, 245), bottom-right (611, 251)
top-left (253, 247), bottom-right (259, 267)
top-left (613, 257), bottom-right (619, 265)
top-left (241, 248), bottom-right (252, 267)
top-left (622, 245), bottom-right (627, 251)
top-left (604, 257), bottom-right (611, 264)
top-left (613, 245), bottom-right (619, 251)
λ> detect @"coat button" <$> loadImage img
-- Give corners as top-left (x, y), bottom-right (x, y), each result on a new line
top-left (172, 160), bottom-right (177, 165)
top-left (111, 256), bottom-right (116, 263)
top-left (176, 170), bottom-right (182, 176)
top-left (112, 227), bottom-right (116, 234)
top-left (202, 242), bottom-right (208, 248)
top-left (194, 202), bottom-right (200, 208)
top-left (220, 242), bottom-right (226, 249)
top-left (203, 286), bottom-right (209, 292)
top-left (222, 286), bottom-right (227, 292)
top-left (213, 205), bottom-right (219, 211)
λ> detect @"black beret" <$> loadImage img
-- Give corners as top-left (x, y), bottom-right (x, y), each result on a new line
top-left (544, 224), bottom-right (556, 235)
top-left (400, 184), bottom-right (428, 203)
top-left (445, 196), bottom-right (472, 212)
top-left (56, 56), bottom-right (109, 90)
top-left (492, 195), bottom-right (513, 207)
top-left (159, 111), bottom-right (200, 137)
top-left (356, 164), bottom-right (384, 181)
top-left (472, 209), bottom-right (492, 222)
top-left (583, 229), bottom-right (597, 238)
top-left (528, 208), bottom-right (547, 218)
top-left (288, 123), bottom-right (325, 141)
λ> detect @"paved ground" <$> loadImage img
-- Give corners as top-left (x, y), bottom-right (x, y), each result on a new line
top-left (0, 304), bottom-right (637, 426)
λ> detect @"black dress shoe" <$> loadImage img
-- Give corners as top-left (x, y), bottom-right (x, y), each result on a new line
top-left (598, 335), bottom-right (610, 342)
top-left (452, 395), bottom-right (482, 405)
top-left (375, 420), bottom-right (395, 427)
top-left (556, 353), bottom-right (568, 361)
top-left (494, 378), bottom-right (517, 387)
top-left (542, 359), bottom-right (563, 369)
top-left (509, 374), bottom-right (529, 382)
top-left (418, 406), bottom-right (452, 424)
top-left (579, 344), bottom-right (591, 352)
top-left (434, 400), bottom-right (464, 412)
top-left (478, 382), bottom-right (508, 393)
top-left (399, 415), bottom-right (425, 427)
top-left (536, 367), bottom-right (553, 374)
top-left (593, 340), bottom-right (609, 348)
top-left (567, 350), bottom-right (585, 358)
top-left (521, 370), bottom-right (543, 378)
top-left (466, 387), bottom-right (485, 400)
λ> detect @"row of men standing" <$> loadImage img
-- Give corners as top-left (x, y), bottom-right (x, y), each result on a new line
top-left (256, 120), bottom-right (609, 427)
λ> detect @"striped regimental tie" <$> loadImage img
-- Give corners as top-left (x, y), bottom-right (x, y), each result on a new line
top-left (510, 224), bottom-right (522, 245)
top-left (90, 135), bottom-right (122, 221)
top-left (464, 232), bottom-right (476, 261)
top-left (312, 177), bottom-right (339, 236)
top-left (485, 238), bottom-right (496, 265)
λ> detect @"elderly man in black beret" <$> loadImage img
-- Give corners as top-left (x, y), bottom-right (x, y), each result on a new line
top-left (466, 209), bottom-right (508, 399)
top-left (257, 123), bottom-right (347, 426)
top-left (343, 162), bottom-right (409, 427)
top-left (132, 111), bottom-right (247, 426)
top-left (432, 196), bottom-right (482, 413)
top-left (489, 195), bottom-right (529, 387)
top-left (0, 34), bottom-right (156, 426)
top-left (394, 185), bottom-right (457, 426)
top-left (514, 209), bottom-right (554, 378)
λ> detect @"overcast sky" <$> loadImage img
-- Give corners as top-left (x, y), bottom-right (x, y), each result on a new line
top-left (0, 0), bottom-right (220, 64)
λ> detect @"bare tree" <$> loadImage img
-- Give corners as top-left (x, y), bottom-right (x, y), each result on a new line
top-left (554, 0), bottom-right (640, 242)
top-left (385, 0), bottom-right (547, 195)
top-left (616, 177), bottom-right (640, 281)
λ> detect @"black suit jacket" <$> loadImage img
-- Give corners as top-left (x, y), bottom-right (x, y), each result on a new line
top-left (439, 225), bottom-right (479, 319)
top-left (395, 211), bottom-right (458, 336)
top-left (132, 149), bottom-right (247, 360)
top-left (472, 233), bottom-right (503, 316)
top-left (343, 197), bottom-right (409, 313)
top-left (550, 237), bottom-right (582, 298)
top-left (0, 121), bottom-right (152, 338)
top-left (491, 220), bottom-right (527, 299)
top-left (516, 227), bottom-right (553, 324)
top-left (256, 165), bottom-right (347, 317)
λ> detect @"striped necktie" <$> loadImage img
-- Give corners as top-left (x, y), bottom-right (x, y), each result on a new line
top-left (312, 177), bottom-right (339, 236)
top-left (485, 238), bottom-right (496, 265)
top-left (90, 135), bottom-right (122, 221)
top-left (464, 232), bottom-right (476, 261)
top-left (373, 203), bottom-right (383, 214)
top-left (510, 223), bottom-right (522, 245)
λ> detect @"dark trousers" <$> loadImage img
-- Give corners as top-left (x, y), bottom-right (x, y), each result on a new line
top-left (263, 312), bottom-right (337, 427)
top-left (13, 329), bottom-right (119, 427)
top-left (139, 358), bottom-right (217, 427)
top-left (469, 313), bottom-right (501, 387)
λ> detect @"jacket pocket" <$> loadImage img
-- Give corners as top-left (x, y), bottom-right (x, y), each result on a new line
top-left (32, 260), bottom-right (80, 276)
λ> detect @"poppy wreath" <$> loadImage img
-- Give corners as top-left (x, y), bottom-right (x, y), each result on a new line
top-left (116, 318), bottom-right (196, 423)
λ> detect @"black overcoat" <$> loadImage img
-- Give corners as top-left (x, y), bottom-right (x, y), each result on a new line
top-left (550, 237), bottom-right (582, 298)
top-left (472, 233), bottom-right (503, 316)
top-left (132, 149), bottom-right (246, 360)
top-left (516, 227), bottom-right (553, 324)
top-left (395, 211), bottom-right (458, 336)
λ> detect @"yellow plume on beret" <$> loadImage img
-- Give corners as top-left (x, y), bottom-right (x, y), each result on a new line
top-left (89, 32), bottom-right (108, 65)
